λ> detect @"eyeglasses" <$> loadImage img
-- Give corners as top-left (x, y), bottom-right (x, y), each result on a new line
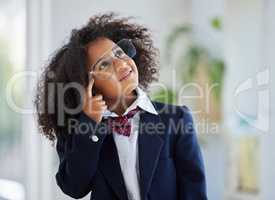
top-left (90, 39), bottom-right (137, 73)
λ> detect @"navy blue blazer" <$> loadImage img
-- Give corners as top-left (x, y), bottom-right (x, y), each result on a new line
top-left (55, 101), bottom-right (207, 200)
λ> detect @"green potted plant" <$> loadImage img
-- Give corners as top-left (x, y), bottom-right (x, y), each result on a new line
top-left (152, 17), bottom-right (226, 123)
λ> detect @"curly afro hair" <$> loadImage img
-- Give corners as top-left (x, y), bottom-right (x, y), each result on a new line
top-left (34, 12), bottom-right (159, 141)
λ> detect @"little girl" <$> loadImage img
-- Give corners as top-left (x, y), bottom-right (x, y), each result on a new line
top-left (35, 12), bottom-right (207, 200)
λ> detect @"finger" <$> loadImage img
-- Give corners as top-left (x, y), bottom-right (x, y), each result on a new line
top-left (96, 100), bottom-right (106, 106)
top-left (87, 77), bottom-right (94, 98)
top-left (93, 105), bottom-right (107, 114)
top-left (101, 105), bottom-right (108, 111)
top-left (91, 100), bottom-right (105, 107)
top-left (93, 94), bottom-right (103, 100)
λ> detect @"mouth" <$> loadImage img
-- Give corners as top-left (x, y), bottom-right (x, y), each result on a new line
top-left (119, 69), bottom-right (133, 81)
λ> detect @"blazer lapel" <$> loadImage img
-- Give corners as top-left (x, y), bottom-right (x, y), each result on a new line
top-left (138, 109), bottom-right (164, 200)
top-left (98, 102), bottom-right (165, 200)
top-left (99, 127), bottom-right (129, 200)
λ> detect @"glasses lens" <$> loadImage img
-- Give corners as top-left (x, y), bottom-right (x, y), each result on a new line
top-left (116, 39), bottom-right (136, 58)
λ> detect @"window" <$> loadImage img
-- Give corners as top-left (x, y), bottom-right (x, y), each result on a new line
top-left (0, 0), bottom-right (26, 199)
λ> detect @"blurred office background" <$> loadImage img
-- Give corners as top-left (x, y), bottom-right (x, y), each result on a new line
top-left (0, 0), bottom-right (274, 199)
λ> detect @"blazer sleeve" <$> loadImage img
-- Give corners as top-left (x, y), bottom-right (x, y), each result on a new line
top-left (174, 105), bottom-right (208, 200)
top-left (55, 111), bottom-right (108, 199)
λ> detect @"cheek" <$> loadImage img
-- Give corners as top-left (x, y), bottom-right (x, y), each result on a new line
top-left (128, 59), bottom-right (138, 72)
top-left (126, 60), bottom-right (139, 80)
top-left (94, 78), bottom-right (121, 96)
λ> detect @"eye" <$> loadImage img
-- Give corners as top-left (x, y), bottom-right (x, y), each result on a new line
top-left (99, 60), bottom-right (112, 70)
top-left (114, 49), bottom-right (126, 58)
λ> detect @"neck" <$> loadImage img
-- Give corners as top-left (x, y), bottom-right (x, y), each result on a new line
top-left (105, 90), bottom-right (138, 116)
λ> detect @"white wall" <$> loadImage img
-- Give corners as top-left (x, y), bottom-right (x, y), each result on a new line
top-left (25, 0), bottom-right (55, 200)
top-left (224, 0), bottom-right (275, 200)
top-left (260, 0), bottom-right (275, 199)
top-left (190, 1), bottom-right (226, 200)
top-left (191, 0), bottom-right (225, 57)
top-left (224, 0), bottom-right (264, 122)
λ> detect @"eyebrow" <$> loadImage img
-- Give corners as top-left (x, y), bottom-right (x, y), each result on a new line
top-left (92, 56), bottom-right (105, 70)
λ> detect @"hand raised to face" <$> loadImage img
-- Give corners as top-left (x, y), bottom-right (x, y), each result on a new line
top-left (82, 72), bottom-right (108, 124)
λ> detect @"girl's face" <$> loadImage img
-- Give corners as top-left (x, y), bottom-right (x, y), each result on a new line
top-left (86, 37), bottom-right (139, 99)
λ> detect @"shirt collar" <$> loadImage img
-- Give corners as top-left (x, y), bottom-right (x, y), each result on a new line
top-left (102, 86), bottom-right (158, 118)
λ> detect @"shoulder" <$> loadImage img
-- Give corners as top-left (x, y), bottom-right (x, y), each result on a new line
top-left (151, 101), bottom-right (196, 136)
top-left (150, 102), bottom-right (199, 154)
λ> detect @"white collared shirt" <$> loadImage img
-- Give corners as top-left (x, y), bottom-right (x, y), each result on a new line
top-left (102, 86), bottom-right (158, 200)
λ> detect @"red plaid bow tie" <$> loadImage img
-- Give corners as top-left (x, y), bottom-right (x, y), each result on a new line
top-left (108, 107), bottom-right (140, 137)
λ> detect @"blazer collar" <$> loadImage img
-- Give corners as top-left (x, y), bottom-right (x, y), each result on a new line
top-left (102, 86), bottom-right (158, 118)
top-left (99, 101), bottom-right (165, 200)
